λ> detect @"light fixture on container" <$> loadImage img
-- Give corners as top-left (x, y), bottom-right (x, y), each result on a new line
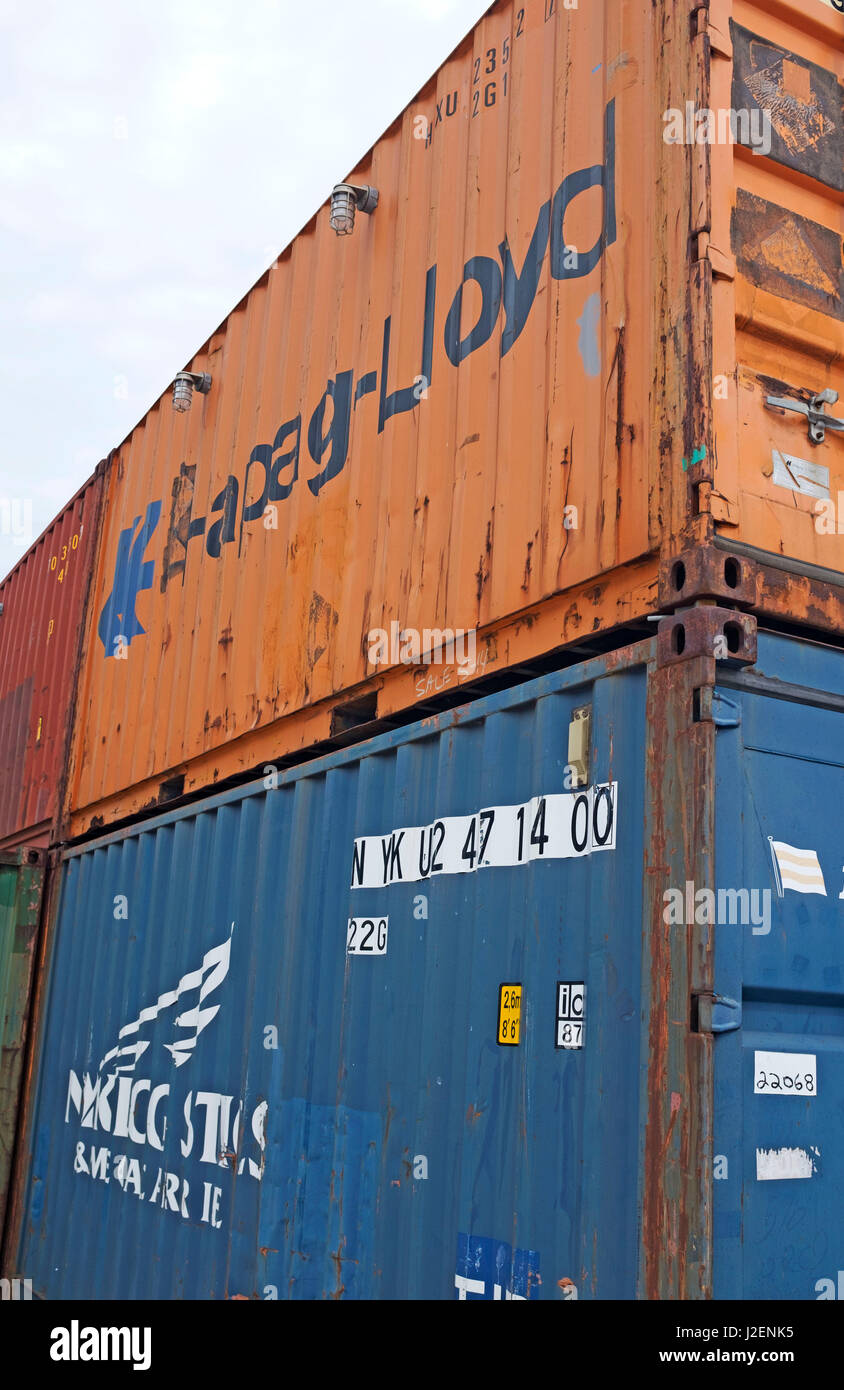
top-left (329, 183), bottom-right (379, 237)
top-left (172, 371), bottom-right (212, 413)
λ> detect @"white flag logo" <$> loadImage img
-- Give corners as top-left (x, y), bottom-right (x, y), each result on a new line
top-left (768, 840), bottom-right (827, 898)
top-left (98, 925), bottom-right (234, 1074)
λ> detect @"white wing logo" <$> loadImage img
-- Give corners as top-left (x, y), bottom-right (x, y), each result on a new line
top-left (98, 925), bottom-right (234, 1074)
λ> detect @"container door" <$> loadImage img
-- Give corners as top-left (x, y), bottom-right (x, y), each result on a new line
top-left (714, 635), bottom-right (844, 1299)
top-left (0, 849), bottom-right (45, 1249)
top-left (711, 0), bottom-right (844, 573)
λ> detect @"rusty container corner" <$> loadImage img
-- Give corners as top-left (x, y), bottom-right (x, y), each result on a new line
top-left (58, 0), bottom-right (844, 836)
top-left (0, 467), bottom-right (106, 850)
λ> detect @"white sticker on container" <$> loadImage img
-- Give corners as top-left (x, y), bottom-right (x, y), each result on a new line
top-left (771, 449), bottom-right (830, 500)
top-left (756, 1146), bottom-right (819, 1181)
top-left (556, 982), bottom-right (585, 1050)
top-left (346, 916), bottom-right (388, 955)
top-left (350, 783), bottom-right (618, 889)
top-left (753, 1050), bottom-right (817, 1096)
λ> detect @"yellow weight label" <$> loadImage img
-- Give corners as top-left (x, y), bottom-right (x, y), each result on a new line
top-left (497, 983), bottom-right (521, 1046)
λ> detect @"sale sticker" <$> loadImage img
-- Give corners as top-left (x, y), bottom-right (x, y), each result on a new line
top-left (497, 983), bottom-right (521, 1046)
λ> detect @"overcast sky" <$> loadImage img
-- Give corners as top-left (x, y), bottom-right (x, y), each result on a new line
top-left (0, 0), bottom-right (487, 574)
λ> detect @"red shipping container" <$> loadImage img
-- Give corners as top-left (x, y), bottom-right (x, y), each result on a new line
top-left (0, 468), bottom-right (105, 848)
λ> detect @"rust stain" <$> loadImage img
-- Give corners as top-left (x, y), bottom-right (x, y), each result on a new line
top-left (746, 62), bottom-right (831, 154)
top-left (732, 190), bottom-right (844, 318)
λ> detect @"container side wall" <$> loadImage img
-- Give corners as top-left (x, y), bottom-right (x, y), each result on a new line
top-left (16, 647), bottom-right (652, 1300)
top-left (0, 471), bottom-right (104, 847)
top-left (66, 0), bottom-right (671, 829)
top-left (0, 851), bottom-right (45, 1250)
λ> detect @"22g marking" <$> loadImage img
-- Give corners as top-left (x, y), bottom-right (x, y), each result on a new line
top-left (347, 917), bottom-right (389, 956)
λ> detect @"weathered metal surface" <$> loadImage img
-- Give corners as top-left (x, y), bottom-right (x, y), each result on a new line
top-left (0, 849), bottom-right (45, 1253)
top-left (68, 557), bottom-right (660, 835)
top-left (641, 646), bottom-right (715, 1299)
top-left (731, 192), bottom-right (844, 321)
top-left (656, 608), bottom-right (757, 670)
top-left (709, 0), bottom-right (844, 584)
top-left (712, 635), bottom-right (844, 1298)
top-left (16, 641), bottom-right (661, 1300)
top-left (659, 546), bottom-right (758, 609)
top-left (13, 628), bottom-right (844, 1299)
top-left (731, 23), bottom-right (844, 192)
top-left (0, 0), bottom-right (828, 848)
top-left (0, 469), bottom-right (105, 849)
top-left (62, 0), bottom-right (701, 831)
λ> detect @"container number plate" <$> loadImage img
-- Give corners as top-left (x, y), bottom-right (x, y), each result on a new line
top-left (498, 983), bottom-right (521, 1045)
top-left (347, 916), bottom-right (388, 955)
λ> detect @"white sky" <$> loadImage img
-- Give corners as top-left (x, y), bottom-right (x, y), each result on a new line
top-left (0, 0), bottom-right (488, 573)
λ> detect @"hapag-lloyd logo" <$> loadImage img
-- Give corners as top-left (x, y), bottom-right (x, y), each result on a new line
top-left (66, 928), bottom-right (267, 1228)
top-left (98, 103), bottom-right (617, 656)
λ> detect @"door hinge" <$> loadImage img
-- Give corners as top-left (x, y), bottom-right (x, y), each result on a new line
top-left (694, 992), bottom-right (742, 1034)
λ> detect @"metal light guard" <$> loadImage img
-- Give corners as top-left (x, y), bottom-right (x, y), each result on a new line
top-left (172, 371), bottom-right (212, 413)
top-left (330, 183), bottom-right (379, 236)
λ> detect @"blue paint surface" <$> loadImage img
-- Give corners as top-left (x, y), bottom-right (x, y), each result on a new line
top-left (20, 632), bottom-right (841, 1299)
top-left (455, 1232), bottom-right (540, 1299)
top-left (17, 648), bottom-right (648, 1299)
top-left (713, 634), bottom-right (844, 1300)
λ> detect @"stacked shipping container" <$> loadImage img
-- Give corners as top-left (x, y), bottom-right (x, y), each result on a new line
top-left (0, 471), bottom-right (104, 1259)
top-left (1, 0), bottom-right (842, 1298)
top-left (0, 470), bottom-right (104, 850)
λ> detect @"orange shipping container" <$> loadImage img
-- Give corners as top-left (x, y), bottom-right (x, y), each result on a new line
top-left (65, 0), bottom-right (843, 834)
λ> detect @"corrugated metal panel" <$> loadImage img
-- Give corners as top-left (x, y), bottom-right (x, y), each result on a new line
top-left (0, 469), bottom-right (105, 848)
top-left (59, 0), bottom-right (844, 839)
top-left (712, 633), bottom-right (844, 1298)
top-left (15, 642), bottom-right (654, 1299)
top-left (63, 0), bottom-right (677, 831)
top-left (13, 627), bottom-right (844, 1299)
top-left (0, 848), bottom-right (45, 1250)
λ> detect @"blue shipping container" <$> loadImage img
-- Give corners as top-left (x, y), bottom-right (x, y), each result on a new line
top-left (8, 629), bottom-right (844, 1299)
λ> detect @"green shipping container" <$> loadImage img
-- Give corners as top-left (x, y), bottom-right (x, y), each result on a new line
top-left (0, 848), bottom-right (45, 1254)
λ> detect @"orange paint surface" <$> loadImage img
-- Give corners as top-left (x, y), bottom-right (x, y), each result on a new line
top-left (63, 0), bottom-right (843, 830)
